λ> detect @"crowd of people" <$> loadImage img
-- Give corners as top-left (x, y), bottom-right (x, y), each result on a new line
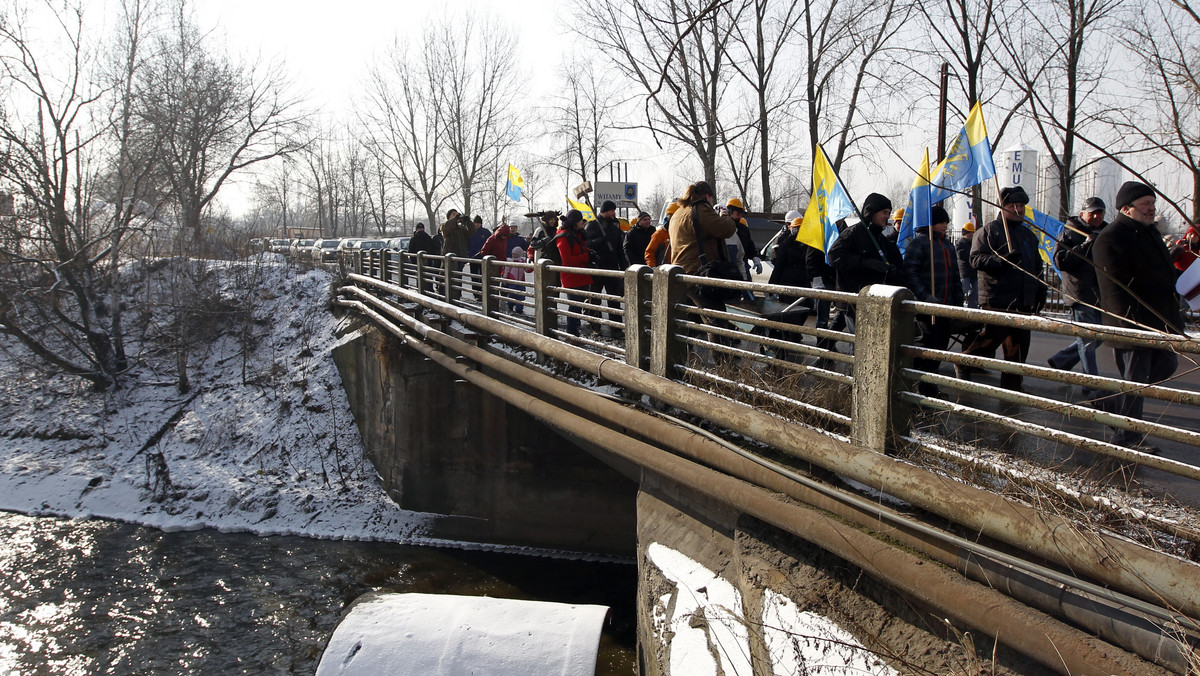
top-left (412, 178), bottom-right (1194, 454)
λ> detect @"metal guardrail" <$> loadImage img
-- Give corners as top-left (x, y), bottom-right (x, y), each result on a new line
top-left (348, 248), bottom-right (1200, 492)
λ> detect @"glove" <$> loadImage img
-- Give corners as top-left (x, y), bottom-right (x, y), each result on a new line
top-left (1003, 249), bottom-right (1022, 263)
top-left (863, 258), bottom-right (889, 273)
top-left (752, 257), bottom-right (763, 274)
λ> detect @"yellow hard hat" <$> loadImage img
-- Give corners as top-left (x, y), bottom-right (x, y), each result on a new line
top-left (790, 217), bottom-right (803, 228)
top-left (892, 207), bottom-right (905, 222)
top-left (726, 197), bottom-right (745, 210)
top-left (962, 221), bottom-right (977, 232)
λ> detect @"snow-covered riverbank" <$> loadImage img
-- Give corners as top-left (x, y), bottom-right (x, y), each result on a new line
top-left (0, 255), bottom-right (430, 542)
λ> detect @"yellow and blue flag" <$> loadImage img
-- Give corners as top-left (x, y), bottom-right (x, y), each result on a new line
top-left (505, 164), bottom-right (525, 202)
top-left (797, 144), bottom-right (855, 253)
top-left (565, 195), bottom-right (594, 222)
top-left (896, 148), bottom-right (932, 254)
top-left (1024, 205), bottom-right (1065, 273)
top-left (930, 102), bottom-right (996, 204)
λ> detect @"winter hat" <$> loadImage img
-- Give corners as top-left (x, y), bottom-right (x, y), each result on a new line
top-left (999, 186), bottom-right (1030, 205)
top-left (600, 200), bottom-right (617, 213)
top-left (930, 206), bottom-right (950, 225)
top-left (446, 208), bottom-right (459, 218)
top-left (473, 215), bottom-right (483, 224)
top-left (1081, 196), bottom-right (1106, 213)
top-left (561, 210), bottom-right (583, 227)
top-left (784, 209), bottom-right (802, 223)
top-left (1114, 181), bottom-right (1155, 210)
top-left (861, 193), bottom-right (893, 221)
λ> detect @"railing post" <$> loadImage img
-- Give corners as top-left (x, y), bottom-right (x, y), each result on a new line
top-left (443, 254), bottom-right (459, 303)
top-left (624, 264), bottom-right (652, 369)
top-left (480, 255), bottom-right (497, 318)
top-left (415, 254), bottom-right (427, 296)
top-left (650, 265), bottom-right (688, 378)
top-left (853, 284), bottom-right (915, 453)
top-left (533, 259), bottom-right (555, 336)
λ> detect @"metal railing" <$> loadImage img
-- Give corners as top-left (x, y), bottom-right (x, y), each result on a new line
top-left (349, 248), bottom-right (1200, 492)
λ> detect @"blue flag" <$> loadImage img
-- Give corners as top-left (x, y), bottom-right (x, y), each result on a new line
top-left (505, 164), bottom-right (524, 202)
top-left (930, 102), bottom-right (997, 204)
top-left (1024, 205), bottom-right (1065, 274)
top-left (897, 148), bottom-right (932, 255)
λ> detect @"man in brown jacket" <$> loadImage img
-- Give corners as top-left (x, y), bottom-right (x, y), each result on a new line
top-left (668, 181), bottom-right (740, 349)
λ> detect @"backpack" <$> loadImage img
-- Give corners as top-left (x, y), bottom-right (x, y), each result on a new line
top-left (529, 231), bottom-right (565, 265)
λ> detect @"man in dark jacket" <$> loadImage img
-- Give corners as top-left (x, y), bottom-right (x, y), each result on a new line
top-left (440, 209), bottom-right (470, 258)
top-left (768, 217), bottom-right (810, 305)
top-left (956, 221), bottom-right (978, 307)
top-left (1047, 197), bottom-right (1107, 386)
top-left (959, 186), bottom-right (1045, 391)
top-left (828, 193), bottom-right (918, 333)
top-left (585, 200), bottom-right (628, 337)
top-left (407, 223), bottom-right (436, 255)
top-left (623, 211), bottom-right (655, 272)
top-left (903, 206), bottom-right (963, 395)
top-left (1093, 181), bottom-right (1185, 450)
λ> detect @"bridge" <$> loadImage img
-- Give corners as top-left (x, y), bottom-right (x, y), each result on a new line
top-left (331, 249), bottom-right (1200, 675)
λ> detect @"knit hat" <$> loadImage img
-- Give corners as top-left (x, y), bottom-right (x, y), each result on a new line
top-left (473, 214), bottom-right (483, 224)
top-left (930, 206), bottom-right (950, 225)
top-left (861, 193), bottom-right (893, 221)
top-left (1114, 181), bottom-right (1155, 210)
top-left (415, 223), bottom-right (425, 231)
top-left (999, 186), bottom-right (1030, 205)
top-left (600, 200), bottom-right (617, 213)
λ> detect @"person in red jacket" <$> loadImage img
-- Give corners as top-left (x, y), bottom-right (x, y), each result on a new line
top-left (555, 210), bottom-right (594, 336)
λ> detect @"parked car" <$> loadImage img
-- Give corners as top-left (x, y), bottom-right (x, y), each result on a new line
top-left (313, 238), bottom-right (342, 262)
top-left (357, 239), bottom-right (389, 253)
top-left (291, 239), bottom-right (315, 258)
top-left (268, 238), bottom-right (292, 254)
top-left (387, 237), bottom-right (412, 252)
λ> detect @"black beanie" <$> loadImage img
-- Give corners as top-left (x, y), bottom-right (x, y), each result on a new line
top-left (861, 193), bottom-right (892, 221)
top-left (600, 200), bottom-right (617, 213)
top-left (930, 205), bottom-right (950, 225)
top-left (999, 186), bottom-right (1030, 205)
top-left (1114, 181), bottom-right (1155, 210)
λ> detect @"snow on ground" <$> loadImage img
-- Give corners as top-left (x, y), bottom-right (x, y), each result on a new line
top-left (647, 542), bottom-right (896, 676)
top-left (315, 593), bottom-right (608, 676)
top-left (0, 255), bottom-right (432, 542)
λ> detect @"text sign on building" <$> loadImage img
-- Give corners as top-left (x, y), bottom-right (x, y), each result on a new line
top-left (594, 182), bottom-right (638, 202)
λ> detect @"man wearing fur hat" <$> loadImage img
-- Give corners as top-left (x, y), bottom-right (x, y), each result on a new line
top-left (1093, 181), bottom-right (1184, 451)
top-left (958, 186), bottom-right (1045, 391)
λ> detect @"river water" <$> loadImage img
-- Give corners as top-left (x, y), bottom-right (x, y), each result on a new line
top-left (0, 512), bottom-right (637, 675)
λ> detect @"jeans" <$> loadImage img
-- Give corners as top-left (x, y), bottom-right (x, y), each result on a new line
top-left (1048, 305), bottom-right (1102, 378)
top-left (1110, 347), bottom-right (1178, 446)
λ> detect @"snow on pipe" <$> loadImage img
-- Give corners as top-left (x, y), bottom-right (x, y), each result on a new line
top-left (340, 290), bottom-right (1193, 673)
top-left (341, 294), bottom-right (1167, 676)
top-left (340, 275), bottom-right (1200, 624)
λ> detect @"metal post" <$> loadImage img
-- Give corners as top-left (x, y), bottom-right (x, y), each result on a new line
top-left (624, 264), bottom-right (653, 369)
top-left (937, 62), bottom-right (949, 163)
top-left (443, 254), bottom-right (459, 304)
top-left (650, 265), bottom-right (688, 378)
top-left (852, 284), bottom-right (916, 452)
top-left (533, 259), bottom-right (555, 337)
top-left (415, 254), bottom-right (427, 296)
top-left (480, 255), bottom-right (497, 318)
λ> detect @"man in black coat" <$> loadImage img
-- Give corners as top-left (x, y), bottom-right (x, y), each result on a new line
top-left (828, 193), bottom-right (919, 334)
top-left (1093, 181), bottom-right (1185, 451)
top-left (406, 223), bottom-right (437, 255)
top-left (622, 211), bottom-right (655, 272)
top-left (1047, 197), bottom-right (1107, 387)
top-left (585, 200), bottom-right (628, 337)
top-left (903, 206), bottom-right (963, 395)
top-left (959, 186), bottom-right (1045, 391)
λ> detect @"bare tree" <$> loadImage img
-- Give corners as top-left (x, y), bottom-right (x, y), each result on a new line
top-left (433, 13), bottom-right (522, 217)
top-left (137, 0), bottom-right (307, 250)
top-left (360, 34), bottom-right (451, 229)
top-left (572, 0), bottom-right (741, 187)
top-left (993, 0), bottom-right (1121, 219)
top-left (546, 58), bottom-right (620, 189)
top-left (726, 0), bottom-right (805, 209)
top-left (0, 1), bottom-right (148, 390)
